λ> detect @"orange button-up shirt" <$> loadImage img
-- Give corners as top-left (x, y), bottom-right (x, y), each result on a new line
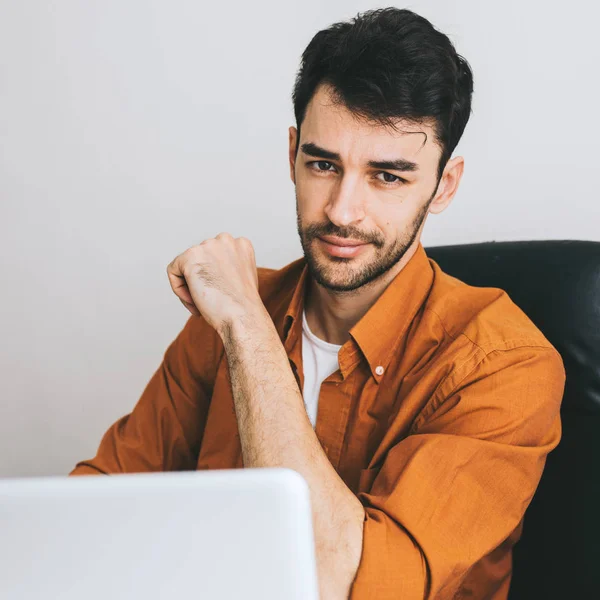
top-left (70, 242), bottom-right (565, 599)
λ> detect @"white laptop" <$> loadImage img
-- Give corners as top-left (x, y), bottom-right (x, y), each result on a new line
top-left (0, 467), bottom-right (319, 600)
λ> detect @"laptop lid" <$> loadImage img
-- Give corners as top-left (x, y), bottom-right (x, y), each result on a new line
top-left (0, 467), bottom-right (319, 600)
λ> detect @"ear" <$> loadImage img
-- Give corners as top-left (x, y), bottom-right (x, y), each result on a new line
top-left (288, 126), bottom-right (298, 185)
top-left (428, 156), bottom-right (465, 215)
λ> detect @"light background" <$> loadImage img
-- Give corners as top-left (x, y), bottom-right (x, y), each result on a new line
top-left (1, 1), bottom-right (598, 476)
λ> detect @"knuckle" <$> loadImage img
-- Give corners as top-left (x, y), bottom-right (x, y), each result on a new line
top-left (182, 262), bottom-right (195, 278)
top-left (238, 237), bottom-right (253, 251)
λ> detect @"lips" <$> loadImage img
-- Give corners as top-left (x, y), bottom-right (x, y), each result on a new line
top-left (318, 235), bottom-right (367, 247)
top-left (317, 236), bottom-right (370, 258)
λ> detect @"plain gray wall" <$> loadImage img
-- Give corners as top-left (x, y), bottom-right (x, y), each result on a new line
top-left (1, 1), bottom-right (598, 477)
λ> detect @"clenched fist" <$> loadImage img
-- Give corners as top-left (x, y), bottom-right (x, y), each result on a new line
top-left (166, 232), bottom-right (263, 334)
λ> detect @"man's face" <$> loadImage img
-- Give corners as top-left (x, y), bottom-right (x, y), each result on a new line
top-left (289, 83), bottom-right (453, 293)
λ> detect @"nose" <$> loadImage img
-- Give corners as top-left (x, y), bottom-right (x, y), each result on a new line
top-left (324, 174), bottom-right (366, 228)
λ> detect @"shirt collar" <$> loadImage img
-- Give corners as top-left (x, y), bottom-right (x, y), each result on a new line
top-left (281, 242), bottom-right (434, 383)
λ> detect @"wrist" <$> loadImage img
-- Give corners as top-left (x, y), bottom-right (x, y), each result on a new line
top-left (217, 302), bottom-right (271, 340)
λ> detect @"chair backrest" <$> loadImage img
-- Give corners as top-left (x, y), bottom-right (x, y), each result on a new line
top-left (425, 240), bottom-right (600, 600)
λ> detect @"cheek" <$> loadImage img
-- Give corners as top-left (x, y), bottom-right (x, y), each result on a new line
top-left (299, 172), bottom-right (332, 196)
top-left (294, 187), bottom-right (322, 225)
top-left (296, 175), bottom-right (332, 211)
top-left (375, 209), bottom-right (412, 241)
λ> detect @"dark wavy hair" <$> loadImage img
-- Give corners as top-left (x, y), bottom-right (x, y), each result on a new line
top-left (291, 7), bottom-right (474, 184)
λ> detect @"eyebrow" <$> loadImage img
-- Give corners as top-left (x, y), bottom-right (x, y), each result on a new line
top-left (300, 142), bottom-right (419, 172)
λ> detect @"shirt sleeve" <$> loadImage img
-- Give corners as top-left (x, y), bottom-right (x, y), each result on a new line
top-left (69, 315), bottom-right (224, 475)
top-left (349, 344), bottom-right (566, 599)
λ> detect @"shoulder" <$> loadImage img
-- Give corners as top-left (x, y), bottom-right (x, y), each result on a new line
top-left (412, 260), bottom-right (566, 435)
top-left (415, 258), bottom-right (565, 406)
top-left (424, 258), bottom-right (557, 354)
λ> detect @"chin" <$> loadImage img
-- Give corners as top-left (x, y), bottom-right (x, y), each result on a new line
top-left (311, 254), bottom-right (377, 292)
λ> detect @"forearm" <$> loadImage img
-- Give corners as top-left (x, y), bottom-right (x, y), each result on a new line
top-left (219, 307), bottom-right (365, 599)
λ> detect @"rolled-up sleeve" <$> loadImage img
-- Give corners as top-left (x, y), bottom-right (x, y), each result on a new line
top-left (69, 315), bottom-right (223, 475)
top-left (350, 344), bottom-right (566, 599)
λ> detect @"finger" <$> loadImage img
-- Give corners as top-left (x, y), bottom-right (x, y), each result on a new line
top-left (167, 256), bottom-right (195, 306)
top-left (180, 297), bottom-right (201, 317)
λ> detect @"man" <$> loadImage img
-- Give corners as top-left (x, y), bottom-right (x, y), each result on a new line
top-left (70, 7), bottom-right (565, 600)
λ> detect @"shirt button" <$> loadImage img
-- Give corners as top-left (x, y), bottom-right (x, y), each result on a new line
top-left (375, 365), bottom-right (384, 376)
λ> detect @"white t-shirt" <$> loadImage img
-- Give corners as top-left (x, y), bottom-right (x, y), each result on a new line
top-left (301, 308), bottom-right (343, 428)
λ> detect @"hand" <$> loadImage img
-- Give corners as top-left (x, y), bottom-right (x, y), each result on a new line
top-left (166, 232), bottom-right (263, 334)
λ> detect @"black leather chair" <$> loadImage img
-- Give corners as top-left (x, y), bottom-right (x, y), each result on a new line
top-left (425, 240), bottom-right (600, 599)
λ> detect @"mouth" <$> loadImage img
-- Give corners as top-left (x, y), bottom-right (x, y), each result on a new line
top-left (317, 236), bottom-right (370, 258)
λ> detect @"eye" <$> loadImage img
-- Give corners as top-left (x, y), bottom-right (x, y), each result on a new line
top-left (376, 172), bottom-right (405, 186)
top-left (308, 160), bottom-right (337, 172)
top-left (307, 161), bottom-right (406, 186)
